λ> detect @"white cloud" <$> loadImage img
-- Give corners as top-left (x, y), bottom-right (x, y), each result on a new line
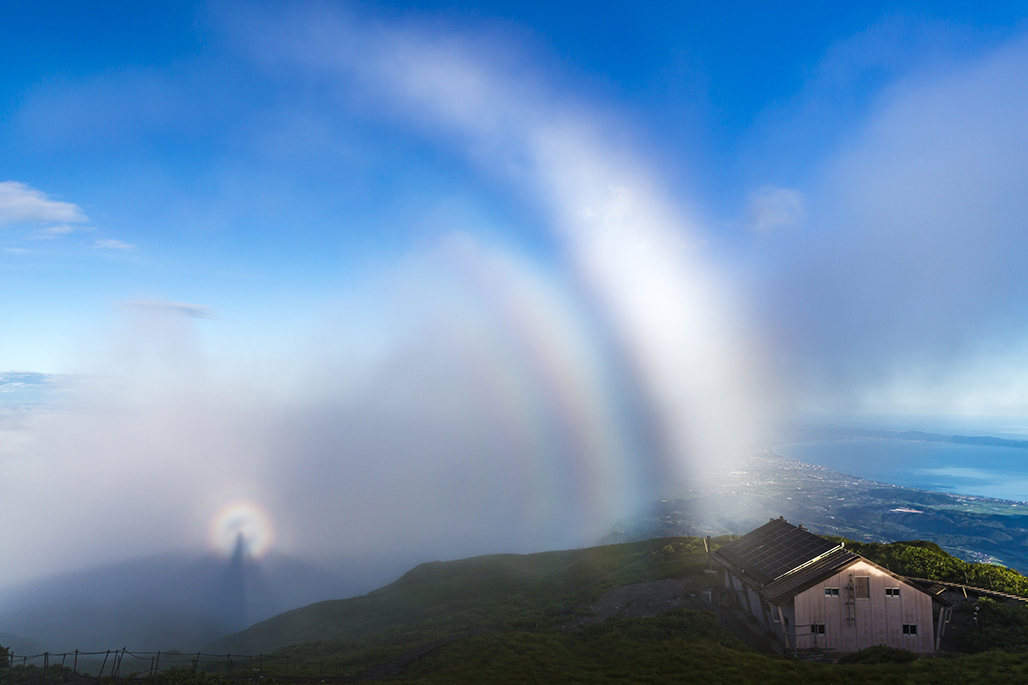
top-left (36, 223), bottom-right (79, 238)
top-left (0, 236), bottom-right (639, 589)
top-left (262, 10), bottom-right (768, 475)
top-left (0, 181), bottom-right (88, 226)
top-left (747, 185), bottom-right (805, 232)
top-left (119, 300), bottom-right (215, 319)
top-left (93, 238), bottom-right (136, 250)
top-left (763, 35), bottom-right (1028, 414)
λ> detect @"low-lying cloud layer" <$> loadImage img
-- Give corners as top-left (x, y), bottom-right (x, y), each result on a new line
top-left (761, 34), bottom-right (1028, 415)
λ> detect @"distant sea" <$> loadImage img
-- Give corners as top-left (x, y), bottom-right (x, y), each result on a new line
top-left (774, 438), bottom-right (1028, 503)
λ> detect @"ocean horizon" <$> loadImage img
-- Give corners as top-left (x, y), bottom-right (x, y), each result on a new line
top-left (774, 437), bottom-right (1028, 503)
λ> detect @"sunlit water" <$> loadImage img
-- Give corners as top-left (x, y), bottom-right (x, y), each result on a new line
top-left (774, 438), bottom-right (1028, 502)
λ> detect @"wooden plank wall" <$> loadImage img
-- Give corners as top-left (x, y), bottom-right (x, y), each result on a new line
top-left (792, 560), bottom-right (935, 653)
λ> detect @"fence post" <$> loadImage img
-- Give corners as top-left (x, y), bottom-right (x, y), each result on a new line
top-left (74, 650), bottom-right (78, 675)
top-left (99, 650), bottom-right (110, 680)
top-left (259, 653), bottom-right (262, 674)
top-left (194, 652), bottom-right (200, 673)
top-left (227, 654), bottom-right (231, 676)
top-left (44, 652), bottom-right (49, 675)
top-left (155, 651), bottom-right (160, 674)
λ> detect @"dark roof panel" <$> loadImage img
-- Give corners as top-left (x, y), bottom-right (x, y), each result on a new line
top-left (762, 547), bottom-right (860, 604)
top-left (714, 518), bottom-right (839, 584)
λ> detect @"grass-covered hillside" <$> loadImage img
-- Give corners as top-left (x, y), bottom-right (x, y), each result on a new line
top-left (208, 537), bottom-right (714, 675)
top-left (8, 534), bottom-right (1028, 683)
top-left (829, 538), bottom-right (1028, 597)
top-left (200, 533), bottom-right (1028, 682)
top-left (396, 630), bottom-right (1028, 684)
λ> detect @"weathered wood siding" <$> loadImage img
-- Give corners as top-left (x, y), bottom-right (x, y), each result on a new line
top-left (791, 560), bottom-right (935, 653)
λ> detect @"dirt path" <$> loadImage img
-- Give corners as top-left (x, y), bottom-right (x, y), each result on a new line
top-left (562, 578), bottom-right (699, 628)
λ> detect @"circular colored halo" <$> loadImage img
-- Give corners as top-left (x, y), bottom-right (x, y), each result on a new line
top-left (209, 500), bottom-right (274, 559)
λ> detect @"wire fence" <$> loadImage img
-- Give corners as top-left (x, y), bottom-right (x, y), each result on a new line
top-left (2, 648), bottom-right (360, 682)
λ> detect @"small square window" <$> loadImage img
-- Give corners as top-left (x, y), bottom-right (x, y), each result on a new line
top-left (811, 623), bottom-right (826, 635)
top-left (886, 587), bottom-right (901, 597)
top-left (902, 624), bottom-right (918, 635)
top-left (825, 587), bottom-right (840, 597)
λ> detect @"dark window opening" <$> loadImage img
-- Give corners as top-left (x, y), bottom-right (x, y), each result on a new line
top-left (903, 624), bottom-right (918, 635)
top-left (810, 623), bottom-right (826, 635)
top-left (886, 587), bottom-right (901, 597)
top-left (825, 587), bottom-right (840, 597)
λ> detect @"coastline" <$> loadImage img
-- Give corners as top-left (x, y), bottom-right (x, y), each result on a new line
top-left (608, 449), bottom-right (1028, 574)
top-left (771, 437), bottom-right (1028, 505)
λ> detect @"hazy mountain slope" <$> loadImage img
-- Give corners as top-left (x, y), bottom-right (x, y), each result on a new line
top-left (0, 551), bottom-right (360, 652)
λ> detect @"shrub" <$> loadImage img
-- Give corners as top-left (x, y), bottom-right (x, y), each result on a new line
top-left (838, 644), bottom-right (918, 664)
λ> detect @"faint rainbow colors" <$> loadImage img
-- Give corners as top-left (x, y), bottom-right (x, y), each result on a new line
top-left (429, 241), bottom-right (651, 541)
top-left (210, 500), bottom-right (275, 559)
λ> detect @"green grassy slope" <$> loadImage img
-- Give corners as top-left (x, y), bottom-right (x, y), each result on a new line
top-left (202, 534), bottom-right (1028, 681)
top-left (397, 631), bottom-right (1028, 684)
top-left (207, 537), bottom-right (714, 674)
top-left (829, 538), bottom-right (1028, 597)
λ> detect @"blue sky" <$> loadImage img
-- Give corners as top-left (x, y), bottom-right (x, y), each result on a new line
top-left (4, 1), bottom-right (1028, 588)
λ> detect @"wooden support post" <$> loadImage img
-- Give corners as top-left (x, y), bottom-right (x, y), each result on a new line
top-left (98, 650), bottom-right (110, 681)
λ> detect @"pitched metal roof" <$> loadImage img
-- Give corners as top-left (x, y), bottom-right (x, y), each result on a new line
top-left (761, 547), bottom-right (860, 605)
top-left (713, 517), bottom-right (840, 585)
top-left (712, 518), bottom-right (946, 606)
